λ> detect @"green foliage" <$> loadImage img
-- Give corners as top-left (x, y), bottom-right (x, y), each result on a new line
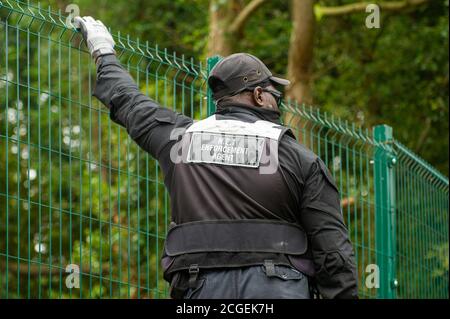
top-left (314, 0), bottom-right (449, 176)
top-left (0, 8), bottom-right (171, 297)
top-left (40, 0), bottom-right (448, 175)
top-left (0, 0), bottom-right (448, 299)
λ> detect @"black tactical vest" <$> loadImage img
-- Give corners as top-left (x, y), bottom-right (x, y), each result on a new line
top-left (161, 114), bottom-right (311, 283)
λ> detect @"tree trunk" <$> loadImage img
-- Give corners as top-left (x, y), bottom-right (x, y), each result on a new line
top-left (208, 0), bottom-right (238, 57)
top-left (286, 0), bottom-right (315, 105)
top-left (283, 0), bottom-right (315, 132)
top-left (208, 0), bottom-right (267, 57)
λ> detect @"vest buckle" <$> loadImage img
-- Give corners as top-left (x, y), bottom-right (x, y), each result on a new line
top-left (188, 264), bottom-right (200, 288)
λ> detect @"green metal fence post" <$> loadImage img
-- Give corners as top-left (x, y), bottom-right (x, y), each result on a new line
top-left (374, 124), bottom-right (397, 299)
top-left (207, 55), bottom-right (221, 116)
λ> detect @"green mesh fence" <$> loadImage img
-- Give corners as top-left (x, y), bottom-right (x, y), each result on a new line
top-left (394, 141), bottom-right (449, 298)
top-left (0, 0), bottom-right (448, 299)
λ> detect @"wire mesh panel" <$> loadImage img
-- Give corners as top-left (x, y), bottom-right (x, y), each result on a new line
top-left (0, 0), bottom-right (448, 299)
top-left (0, 0), bottom-right (207, 298)
top-left (394, 141), bottom-right (449, 298)
top-left (282, 104), bottom-right (379, 298)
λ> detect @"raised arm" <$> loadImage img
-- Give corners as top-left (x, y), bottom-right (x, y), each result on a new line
top-left (74, 16), bottom-right (193, 161)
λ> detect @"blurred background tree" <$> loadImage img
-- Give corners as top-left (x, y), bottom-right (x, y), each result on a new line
top-left (49, 0), bottom-right (447, 175)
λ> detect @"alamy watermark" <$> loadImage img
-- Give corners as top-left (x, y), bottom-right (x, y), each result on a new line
top-left (65, 4), bottom-right (80, 28)
top-left (366, 4), bottom-right (381, 29)
top-left (365, 263), bottom-right (380, 289)
top-left (65, 264), bottom-right (80, 289)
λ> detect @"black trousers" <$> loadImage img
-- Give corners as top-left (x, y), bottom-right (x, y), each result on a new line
top-left (183, 264), bottom-right (310, 299)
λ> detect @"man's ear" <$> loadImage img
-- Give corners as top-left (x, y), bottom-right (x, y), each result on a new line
top-left (253, 86), bottom-right (264, 106)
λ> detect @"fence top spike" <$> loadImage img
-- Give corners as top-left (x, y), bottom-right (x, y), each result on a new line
top-left (331, 114), bottom-right (342, 133)
top-left (308, 106), bottom-right (318, 122)
top-left (25, 1), bottom-right (36, 29)
top-left (299, 102), bottom-right (306, 116)
top-left (16, 0), bottom-right (24, 12)
top-left (282, 97), bottom-right (291, 113)
top-left (172, 51), bottom-right (181, 69)
top-left (164, 48), bottom-right (173, 66)
top-left (126, 34), bottom-right (135, 52)
top-left (37, 2), bottom-right (45, 20)
top-left (337, 117), bottom-right (346, 134)
top-left (137, 39), bottom-right (145, 56)
top-left (145, 41), bottom-right (154, 60)
top-left (27, 0), bottom-right (35, 17)
top-left (366, 128), bottom-right (376, 145)
top-left (286, 100), bottom-right (296, 114)
top-left (357, 126), bottom-right (367, 143)
top-left (181, 54), bottom-right (190, 73)
top-left (36, 3), bottom-right (46, 32)
top-left (395, 139), bottom-right (449, 185)
top-left (125, 36), bottom-right (136, 64)
top-left (181, 54), bottom-right (187, 70)
top-left (5, 3), bottom-right (16, 21)
top-left (280, 98), bottom-right (291, 114)
top-left (13, 2), bottom-right (26, 24)
top-left (178, 54), bottom-right (189, 82)
top-left (190, 57), bottom-right (199, 76)
top-left (351, 122), bottom-right (357, 135)
top-left (47, 6), bottom-right (56, 24)
top-left (135, 38), bottom-right (145, 64)
top-left (317, 107), bottom-right (326, 125)
top-left (154, 44), bottom-right (163, 62)
top-left (57, 8), bottom-right (64, 25)
top-left (344, 120), bottom-right (351, 134)
top-left (345, 120), bottom-right (355, 137)
top-left (323, 111), bottom-right (335, 129)
top-left (116, 31), bottom-right (125, 48)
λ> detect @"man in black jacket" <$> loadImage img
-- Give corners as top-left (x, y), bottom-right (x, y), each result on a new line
top-left (75, 16), bottom-right (358, 299)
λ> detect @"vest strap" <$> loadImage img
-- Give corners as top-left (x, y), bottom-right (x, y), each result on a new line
top-left (165, 220), bottom-right (308, 256)
top-left (188, 264), bottom-right (200, 288)
top-left (264, 260), bottom-right (276, 277)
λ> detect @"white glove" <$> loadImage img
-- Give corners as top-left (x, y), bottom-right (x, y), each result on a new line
top-left (74, 16), bottom-right (115, 61)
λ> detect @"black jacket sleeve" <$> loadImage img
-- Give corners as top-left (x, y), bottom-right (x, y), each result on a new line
top-left (92, 54), bottom-right (193, 163)
top-left (300, 157), bottom-right (358, 299)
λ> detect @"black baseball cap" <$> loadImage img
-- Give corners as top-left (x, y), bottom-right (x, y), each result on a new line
top-left (208, 53), bottom-right (290, 100)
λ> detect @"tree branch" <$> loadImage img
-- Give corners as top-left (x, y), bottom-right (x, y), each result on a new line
top-left (229, 0), bottom-right (267, 34)
top-left (415, 117), bottom-right (432, 154)
top-left (317, 0), bottom-right (429, 17)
